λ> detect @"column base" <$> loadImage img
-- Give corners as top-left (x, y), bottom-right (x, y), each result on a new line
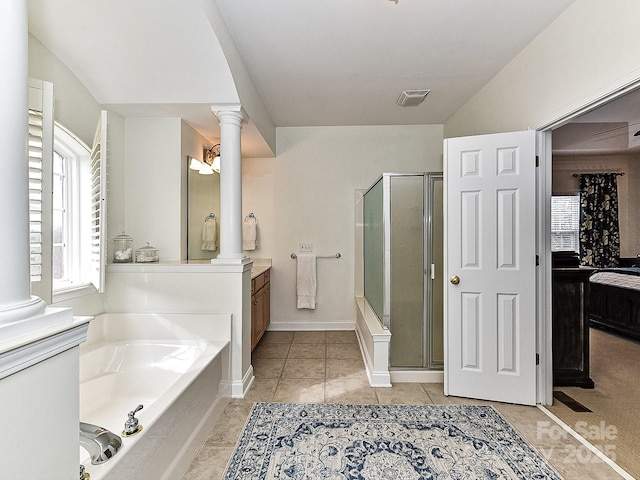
top-left (0, 296), bottom-right (46, 327)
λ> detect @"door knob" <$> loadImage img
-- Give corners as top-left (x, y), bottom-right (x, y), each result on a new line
top-left (450, 275), bottom-right (460, 285)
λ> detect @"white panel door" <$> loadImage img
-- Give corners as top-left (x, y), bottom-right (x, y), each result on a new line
top-left (444, 130), bottom-right (537, 406)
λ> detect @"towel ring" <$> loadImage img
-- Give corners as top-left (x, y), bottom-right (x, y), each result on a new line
top-left (244, 212), bottom-right (257, 223)
top-left (205, 213), bottom-right (216, 221)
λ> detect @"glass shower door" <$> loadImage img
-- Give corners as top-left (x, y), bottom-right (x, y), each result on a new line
top-left (389, 175), bottom-right (425, 367)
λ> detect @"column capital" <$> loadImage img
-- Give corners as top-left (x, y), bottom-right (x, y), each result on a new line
top-left (211, 104), bottom-right (248, 124)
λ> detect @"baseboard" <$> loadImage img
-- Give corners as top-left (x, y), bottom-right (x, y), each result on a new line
top-left (231, 365), bottom-right (254, 398)
top-left (390, 369), bottom-right (444, 383)
top-left (268, 321), bottom-right (355, 331)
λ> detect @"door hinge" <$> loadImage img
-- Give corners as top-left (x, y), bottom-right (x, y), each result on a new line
top-left (535, 155), bottom-right (540, 167)
top-left (536, 255), bottom-right (539, 266)
top-left (536, 353), bottom-right (540, 365)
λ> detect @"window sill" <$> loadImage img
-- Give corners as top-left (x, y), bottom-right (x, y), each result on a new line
top-left (53, 283), bottom-right (97, 303)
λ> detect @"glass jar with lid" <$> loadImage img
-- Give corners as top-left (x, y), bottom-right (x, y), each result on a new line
top-left (113, 232), bottom-right (133, 263)
top-left (135, 242), bottom-right (159, 263)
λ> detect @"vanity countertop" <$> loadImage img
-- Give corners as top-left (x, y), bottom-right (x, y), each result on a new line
top-left (251, 265), bottom-right (271, 279)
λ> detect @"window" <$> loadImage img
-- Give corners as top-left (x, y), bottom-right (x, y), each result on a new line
top-left (52, 125), bottom-right (92, 293)
top-left (28, 78), bottom-right (107, 302)
top-left (551, 195), bottom-right (580, 252)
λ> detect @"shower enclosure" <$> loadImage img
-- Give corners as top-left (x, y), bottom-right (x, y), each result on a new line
top-left (363, 173), bottom-right (443, 369)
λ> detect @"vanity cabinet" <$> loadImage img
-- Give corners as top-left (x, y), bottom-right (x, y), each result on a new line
top-left (552, 267), bottom-right (595, 388)
top-left (251, 269), bottom-right (271, 350)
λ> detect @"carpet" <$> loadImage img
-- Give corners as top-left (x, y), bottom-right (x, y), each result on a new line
top-left (545, 328), bottom-right (640, 478)
top-left (223, 403), bottom-right (562, 479)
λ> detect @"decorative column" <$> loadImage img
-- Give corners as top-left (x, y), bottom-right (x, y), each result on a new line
top-left (0, 0), bottom-right (45, 325)
top-left (0, 4), bottom-right (89, 479)
top-left (211, 105), bottom-right (249, 264)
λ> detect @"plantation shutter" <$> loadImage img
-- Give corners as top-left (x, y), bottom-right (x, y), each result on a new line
top-left (89, 110), bottom-right (108, 293)
top-left (28, 79), bottom-right (54, 304)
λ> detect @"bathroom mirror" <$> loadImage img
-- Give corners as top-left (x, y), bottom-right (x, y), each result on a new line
top-left (187, 156), bottom-right (220, 260)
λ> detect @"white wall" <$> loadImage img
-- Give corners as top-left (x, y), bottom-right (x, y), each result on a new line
top-left (123, 118), bottom-right (212, 261)
top-left (28, 34), bottom-right (101, 147)
top-left (242, 125), bottom-right (443, 329)
top-left (445, 0), bottom-right (640, 137)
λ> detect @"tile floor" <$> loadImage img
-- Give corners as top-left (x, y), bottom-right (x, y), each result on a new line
top-left (182, 331), bottom-right (626, 479)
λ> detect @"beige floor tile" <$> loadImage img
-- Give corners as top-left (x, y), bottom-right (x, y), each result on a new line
top-left (252, 357), bottom-right (286, 378)
top-left (184, 330), bottom-right (631, 480)
top-left (420, 382), bottom-right (496, 406)
top-left (292, 331), bottom-right (327, 343)
top-left (182, 445), bottom-right (234, 480)
top-left (205, 404), bottom-right (252, 447)
top-left (326, 342), bottom-right (362, 359)
top-left (287, 342), bottom-right (326, 359)
top-left (252, 342), bottom-right (290, 359)
top-left (326, 330), bottom-right (358, 344)
top-left (273, 378), bottom-right (325, 403)
top-left (326, 358), bottom-right (368, 381)
top-left (281, 357), bottom-right (325, 378)
top-left (230, 378), bottom-right (279, 405)
top-left (375, 383), bottom-right (431, 405)
top-left (259, 331), bottom-right (295, 344)
top-left (325, 378), bottom-right (378, 404)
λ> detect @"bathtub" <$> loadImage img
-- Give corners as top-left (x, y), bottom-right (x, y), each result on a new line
top-left (79, 313), bottom-right (231, 480)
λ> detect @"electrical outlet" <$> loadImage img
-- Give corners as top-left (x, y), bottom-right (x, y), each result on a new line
top-left (299, 242), bottom-right (313, 252)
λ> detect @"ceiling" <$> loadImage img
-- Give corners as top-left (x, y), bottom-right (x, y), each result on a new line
top-left (27, 0), bottom-right (578, 156)
top-left (553, 88), bottom-right (640, 155)
top-left (216, 0), bottom-right (575, 127)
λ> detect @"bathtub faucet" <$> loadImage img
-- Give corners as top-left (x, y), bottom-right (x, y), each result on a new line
top-left (79, 422), bottom-right (122, 465)
top-left (123, 404), bottom-right (144, 436)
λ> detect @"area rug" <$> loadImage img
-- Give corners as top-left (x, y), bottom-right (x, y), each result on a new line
top-left (223, 403), bottom-right (562, 479)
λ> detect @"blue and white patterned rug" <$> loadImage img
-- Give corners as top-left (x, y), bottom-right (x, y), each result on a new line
top-left (223, 403), bottom-right (562, 479)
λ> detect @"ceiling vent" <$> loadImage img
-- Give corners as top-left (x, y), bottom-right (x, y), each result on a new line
top-left (397, 89), bottom-right (430, 107)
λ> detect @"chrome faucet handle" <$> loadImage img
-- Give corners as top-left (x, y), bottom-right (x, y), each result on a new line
top-left (123, 404), bottom-right (144, 436)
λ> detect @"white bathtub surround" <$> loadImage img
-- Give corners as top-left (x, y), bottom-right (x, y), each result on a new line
top-left (211, 104), bottom-right (248, 264)
top-left (79, 313), bottom-right (231, 480)
top-left (105, 261), bottom-right (253, 399)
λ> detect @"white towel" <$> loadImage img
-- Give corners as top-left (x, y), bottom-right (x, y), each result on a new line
top-left (201, 218), bottom-right (217, 251)
top-left (243, 219), bottom-right (257, 251)
top-left (296, 254), bottom-right (317, 309)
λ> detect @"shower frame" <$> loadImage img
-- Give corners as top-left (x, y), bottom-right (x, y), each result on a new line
top-left (363, 172), bottom-right (443, 370)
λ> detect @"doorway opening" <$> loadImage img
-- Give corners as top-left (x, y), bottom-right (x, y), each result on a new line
top-left (543, 82), bottom-right (640, 478)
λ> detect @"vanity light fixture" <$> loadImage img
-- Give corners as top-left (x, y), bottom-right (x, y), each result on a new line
top-left (188, 144), bottom-right (221, 175)
top-left (205, 144), bottom-right (221, 173)
top-left (188, 155), bottom-right (214, 175)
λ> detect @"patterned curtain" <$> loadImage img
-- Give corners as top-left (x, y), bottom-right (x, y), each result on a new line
top-left (579, 173), bottom-right (620, 267)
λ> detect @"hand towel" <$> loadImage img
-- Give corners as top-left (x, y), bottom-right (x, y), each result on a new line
top-left (201, 218), bottom-right (217, 251)
top-left (243, 218), bottom-right (257, 251)
top-left (296, 253), bottom-right (317, 309)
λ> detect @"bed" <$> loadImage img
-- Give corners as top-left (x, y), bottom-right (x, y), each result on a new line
top-left (589, 267), bottom-right (640, 341)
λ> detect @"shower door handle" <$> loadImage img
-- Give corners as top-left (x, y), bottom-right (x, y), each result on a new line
top-left (450, 275), bottom-right (460, 285)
